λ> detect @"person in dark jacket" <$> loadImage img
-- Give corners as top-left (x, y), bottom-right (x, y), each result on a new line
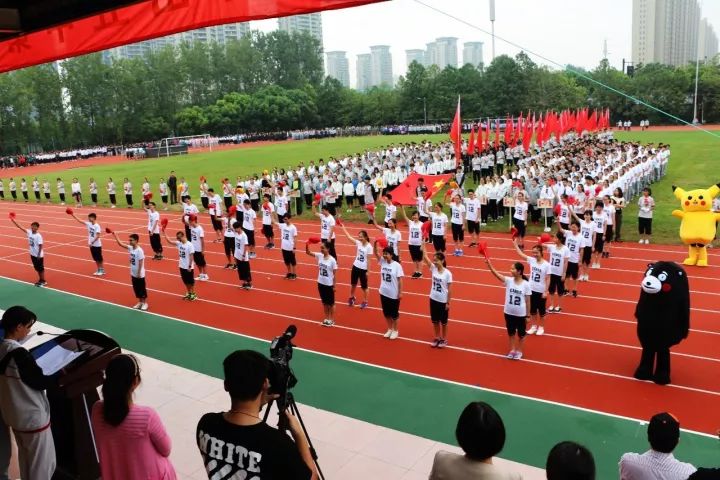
top-left (168, 171), bottom-right (178, 204)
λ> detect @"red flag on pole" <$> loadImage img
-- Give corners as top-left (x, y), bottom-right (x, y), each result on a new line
top-left (476, 124), bottom-right (483, 152)
top-left (494, 119), bottom-right (500, 148)
top-left (449, 96), bottom-right (462, 165)
top-left (484, 119), bottom-right (491, 151)
top-left (504, 116), bottom-right (513, 144)
top-left (468, 126), bottom-right (476, 155)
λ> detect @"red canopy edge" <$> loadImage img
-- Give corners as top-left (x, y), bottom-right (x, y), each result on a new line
top-left (0, 0), bottom-right (385, 73)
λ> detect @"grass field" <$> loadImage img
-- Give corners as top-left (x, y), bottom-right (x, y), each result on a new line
top-left (2, 131), bottom-right (717, 244)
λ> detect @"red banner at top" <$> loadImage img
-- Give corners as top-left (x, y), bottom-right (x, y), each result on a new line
top-left (0, 0), bottom-right (384, 74)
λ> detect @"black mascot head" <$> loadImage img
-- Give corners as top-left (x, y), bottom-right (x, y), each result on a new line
top-left (635, 261), bottom-right (690, 348)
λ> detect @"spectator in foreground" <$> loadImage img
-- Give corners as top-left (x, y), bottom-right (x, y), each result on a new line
top-left (546, 441), bottom-right (595, 480)
top-left (619, 412), bottom-right (696, 479)
top-left (429, 401), bottom-right (521, 479)
top-left (91, 354), bottom-right (176, 479)
top-left (689, 469), bottom-right (720, 479)
top-left (196, 350), bottom-right (316, 479)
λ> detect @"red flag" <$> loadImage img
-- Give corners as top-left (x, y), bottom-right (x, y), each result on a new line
top-left (476, 124), bottom-right (483, 152)
top-left (484, 119), bottom-right (491, 151)
top-left (504, 116), bottom-right (513, 144)
top-left (522, 116), bottom-right (532, 153)
top-left (387, 173), bottom-right (453, 206)
top-left (515, 113), bottom-right (523, 146)
top-left (494, 120), bottom-right (500, 148)
top-left (449, 96), bottom-right (462, 164)
top-left (468, 127), bottom-right (476, 155)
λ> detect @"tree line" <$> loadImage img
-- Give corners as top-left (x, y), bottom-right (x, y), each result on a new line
top-left (1, 28), bottom-right (719, 154)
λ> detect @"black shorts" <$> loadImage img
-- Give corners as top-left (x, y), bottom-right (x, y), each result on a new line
top-left (409, 245), bottom-right (423, 262)
top-left (161, 195), bottom-right (168, 204)
top-left (605, 225), bottom-right (614, 242)
top-left (262, 224), bottom-right (274, 238)
top-left (318, 283), bottom-right (335, 306)
top-left (91, 193), bottom-right (98, 203)
top-left (430, 298), bottom-right (449, 325)
top-left (236, 260), bottom-right (251, 282)
top-left (512, 218), bottom-right (526, 238)
top-left (243, 228), bottom-right (255, 247)
top-left (282, 249), bottom-right (297, 266)
top-left (125, 194), bottom-right (133, 206)
top-left (350, 265), bottom-right (368, 289)
top-left (223, 236), bottom-right (235, 256)
top-left (179, 268), bottom-right (195, 286)
top-left (193, 251), bottom-right (206, 267)
top-left (30, 255), bottom-right (44, 273)
top-left (565, 262), bottom-right (579, 280)
top-left (211, 217), bottom-right (222, 231)
top-left (467, 220), bottom-right (480, 234)
top-left (380, 294), bottom-right (400, 320)
top-left (90, 246), bottom-right (103, 263)
top-left (593, 234), bottom-right (604, 253)
top-left (582, 246), bottom-right (592, 265)
top-left (451, 223), bottom-right (464, 242)
top-left (131, 276), bottom-right (147, 299)
top-left (201, 197), bottom-right (210, 209)
top-left (548, 274), bottom-right (565, 294)
top-left (530, 291), bottom-right (547, 316)
top-left (504, 314), bottom-right (527, 337)
top-left (638, 217), bottom-right (652, 235)
top-left (34, 191), bottom-right (41, 200)
top-left (345, 195), bottom-right (354, 205)
top-left (432, 234), bottom-right (446, 252)
top-left (44, 192), bottom-right (51, 200)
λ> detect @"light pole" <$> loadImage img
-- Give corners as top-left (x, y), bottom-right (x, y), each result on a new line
top-left (417, 97), bottom-right (427, 124)
top-left (489, 0), bottom-right (496, 60)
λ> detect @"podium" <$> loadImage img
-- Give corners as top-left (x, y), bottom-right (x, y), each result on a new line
top-left (30, 329), bottom-right (121, 480)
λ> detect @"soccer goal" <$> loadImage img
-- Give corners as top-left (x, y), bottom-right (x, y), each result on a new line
top-left (155, 134), bottom-right (215, 158)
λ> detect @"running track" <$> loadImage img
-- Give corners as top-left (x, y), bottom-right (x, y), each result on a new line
top-left (1, 202), bottom-right (718, 434)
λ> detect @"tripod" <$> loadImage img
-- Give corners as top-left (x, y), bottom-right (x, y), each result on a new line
top-left (263, 392), bottom-right (324, 480)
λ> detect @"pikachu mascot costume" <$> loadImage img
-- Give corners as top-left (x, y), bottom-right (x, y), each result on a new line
top-left (671, 183), bottom-right (720, 267)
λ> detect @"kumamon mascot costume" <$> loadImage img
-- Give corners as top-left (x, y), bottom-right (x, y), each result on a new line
top-left (634, 261), bottom-right (690, 385)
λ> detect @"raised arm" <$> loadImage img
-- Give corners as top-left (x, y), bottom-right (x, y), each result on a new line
top-left (69, 212), bottom-right (85, 225)
top-left (305, 242), bottom-right (314, 257)
top-left (512, 238), bottom-right (530, 261)
top-left (420, 242), bottom-right (433, 268)
top-left (339, 224), bottom-right (355, 243)
top-left (484, 258), bottom-right (504, 284)
top-left (112, 232), bottom-right (129, 249)
top-left (373, 241), bottom-right (382, 261)
top-left (9, 218), bottom-right (25, 232)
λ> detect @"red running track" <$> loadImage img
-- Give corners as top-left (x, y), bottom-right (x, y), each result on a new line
top-left (1, 202), bottom-right (718, 434)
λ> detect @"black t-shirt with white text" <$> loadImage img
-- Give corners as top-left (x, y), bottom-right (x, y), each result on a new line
top-left (197, 412), bottom-right (312, 480)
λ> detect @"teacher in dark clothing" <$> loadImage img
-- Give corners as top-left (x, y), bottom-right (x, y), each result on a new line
top-left (168, 172), bottom-right (177, 205)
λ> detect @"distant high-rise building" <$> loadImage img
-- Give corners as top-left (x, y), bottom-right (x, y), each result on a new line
top-left (370, 45), bottom-right (394, 87)
top-left (104, 23), bottom-right (250, 61)
top-left (463, 42), bottom-right (484, 68)
top-left (356, 54), bottom-right (372, 91)
top-left (698, 17), bottom-right (719, 60)
top-left (278, 13), bottom-right (324, 47)
top-left (326, 51), bottom-right (350, 87)
top-left (425, 37), bottom-right (458, 69)
top-left (631, 0), bottom-right (711, 67)
top-left (406, 49), bottom-right (426, 68)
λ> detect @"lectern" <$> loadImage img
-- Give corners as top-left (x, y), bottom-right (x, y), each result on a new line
top-left (30, 329), bottom-right (121, 480)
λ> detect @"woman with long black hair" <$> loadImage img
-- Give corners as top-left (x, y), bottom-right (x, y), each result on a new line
top-left (485, 258), bottom-right (531, 360)
top-left (421, 244), bottom-right (453, 348)
top-left (91, 354), bottom-right (176, 479)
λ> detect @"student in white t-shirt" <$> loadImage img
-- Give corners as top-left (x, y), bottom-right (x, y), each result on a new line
top-left (450, 195), bottom-right (466, 256)
top-left (9, 217), bottom-right (47, 287)
top-left (381, 194), bottom-right (397, 227)
top-left (400, 207), bottom-right (425, 278)
top-left (312, 202), bottom-right (337, 259)
top-left (106, 178), bottom-right (117, 208)
top-left (240, 199), bottom-right (258, 259)
top-left (512, 192), bottom-right (529, 250)
top-left (222, 207), bottom-right (238, 269)
top-left (274, 213), bottom-right (298, 280)
top-left (71, 177), bottom-right (83, 207)
top-left (188, 216), bottom-right (208, 281)
top-left (123, 178), bottom-right (133, 208)
top-left (601, 195), bottom-right (616, 259)
top-left (591, 202), bottom-right (607, 269)
top-left (485, 257), bottom-right (531, 360)
top-left (464, 190), bottom-right (481, 247)
top-left (145, 202), bottom-right (164, 260)
top-left (371, 218), bottom-right (402, 262)
top-left (546, 231), bottom-right (570, 313)
top-left (260, 193), bottom-right (276, 249)
top-left (232, 221), bottom-right (252, 290)
top-left (88, 178), bottom-right (98, 206)
top-left (512, 240), bottom-right (550, 336)
top-left (429, 203), bottom-right (449, 253)
top-left (374, 243), bottom-right (405, 340)
top-left (162, 229), bottom-right (197, 301)
top-left (111, 232), bottom-right (148, 310)
top-left (421, 244), bottom-right (452, 348)
top-left (69, 211), bottom-right (105, 276)
top-left (339, 224), bottom-right (373, 309)
top-left (306, 241), bottom-right (338, 327)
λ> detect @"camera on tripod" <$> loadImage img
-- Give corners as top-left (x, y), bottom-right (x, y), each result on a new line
top-left (268, 324), bottom-right (298, 412)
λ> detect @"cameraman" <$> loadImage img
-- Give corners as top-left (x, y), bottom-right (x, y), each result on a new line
top-left (196, 350), bottom-right (316, 479)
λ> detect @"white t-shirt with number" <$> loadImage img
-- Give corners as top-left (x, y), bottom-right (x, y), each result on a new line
top-left (147, 211), bottom-right (160, 234)
top-left (242, 208), bottom-right (256, 231)
top-left (579, 221), bottom-right (594, 248)
top-left (565, 232), bottom-right (582, 263)
top-left (279, 223), bottom-right (297, 251)
top-left (430, 212), bottom-right (448, 236)
top-left (513, 201), bottom-right (528, 221)
top-left (383, 228), bottom-right (402, 256)
top-left (262, 203), bottom-right (275, 225)
top-left (548, 244), bottom-right (569, 276)
top-left (86, 222), bottom-right (102, 247)
top-left (223, 217), bottom-right (235, 238)
top-left (27, 230), bottom-right (43, 258)
top-left (315, 253), bottom-right (338, 286)
top-left (379, 259), bottom-right (404, 299)
top-left (128, 246), bottom-right (145, 278)
top-left (190, 225), bottom-right (204, 252)
top-left (407, 220), bottom-right (423, 246)
top-left (234, 231), bottom-right (249, 262)
top-left (592, 211), bottom-right (606, 234)
top-left (183, 203), bottom-right (199, 225)
top-left (504, 277), bottom-right (531, 317)
top-left (320, 214), bottom-right (336, 240)
top-left (429, 266), bottom-right (453, 303)
top-left (353, 241), bottom-right (373, 270)
top-left (384, 203), bottom-right (397, 224)
top-left (527, 257), bottom-right (550, 293)
top-left (176, 241), bottom-right (195, 270)
top-left (464, 198), bottom-right (480, 222)
top-left (450, 204), bottom-right (466, 225)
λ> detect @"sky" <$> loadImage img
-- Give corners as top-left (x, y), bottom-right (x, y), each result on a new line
top-left (252, 0), bottom-right (720, 88)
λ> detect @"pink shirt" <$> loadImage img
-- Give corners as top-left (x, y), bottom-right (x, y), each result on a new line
top-left (91, 402), bottom-right (177, 480)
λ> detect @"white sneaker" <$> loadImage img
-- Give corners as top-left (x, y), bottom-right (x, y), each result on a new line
top-left (132, 302), bottom-right (142, 309)
top-left (527, 325), bottom-right (538, 335)
top-left (201, 274), bottom-right (209, 281)
top-left (645, 239), bottom-right (650, 244)
top-left (536, 326), bottom-right (545, 336)
top-left (389, 330), bottom-right (399, 340)
top-left (638, 239), bottom-right (644, 244)
top-left (111, 205), bottom-right (116, 209)
top-left (140, 303), bottom-right (149, 311)
top-left (383, 329), bottom-right (393, 338)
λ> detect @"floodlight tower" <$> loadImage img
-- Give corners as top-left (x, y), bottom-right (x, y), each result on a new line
top-left (489, 0), bottom-right (496, 60)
